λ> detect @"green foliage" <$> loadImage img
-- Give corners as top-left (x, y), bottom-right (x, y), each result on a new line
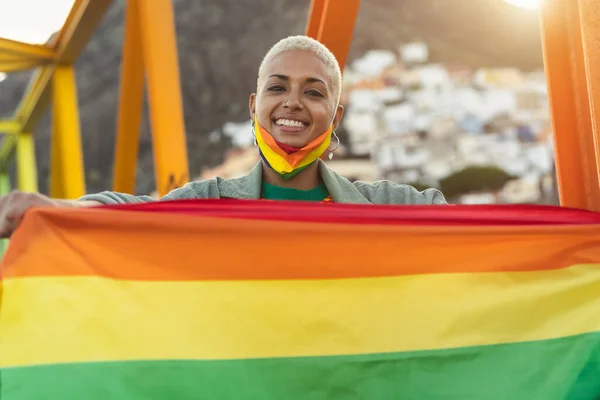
top-left (440, 165), bottom-right (515, 199)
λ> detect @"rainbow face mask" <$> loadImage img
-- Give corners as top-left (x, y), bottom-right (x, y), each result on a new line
top-left (254, 116), bottom-right (332, 180)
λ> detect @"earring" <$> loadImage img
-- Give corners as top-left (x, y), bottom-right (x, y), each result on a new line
top-left (328, 131), bottom-right (340, 160)
top-left (251, 120), bottom-right (257, 146)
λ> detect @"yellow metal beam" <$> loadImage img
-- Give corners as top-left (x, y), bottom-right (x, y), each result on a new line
top-left (0, 169), bottom-right (10, 194)
top-left (0, 0), bottom-right (112, 171)
top-left (138, 0), bottom-right (189, 196)
top-left (50, 112), bottom-right (64, 198)
top-left (0, 59), bottom-right (49, 74)
top-left (16, 132), bottom-right (38, 192)
top-left (0, 170), bottom-right (10, 255)
top-left (113, 0), bottom-right (145, 194)
top-left (0, 136), bottom-right (17, 169)
top-left (19, 0), bottom-right (113, 132)
top-left (0, 119), bottom-right (20, 134)
top-left (0, 37), bottom-right (54, 60)
top-left (0, 53), bottom-right (49, 63)
top-left (50, 66), bottom-right (85, 199)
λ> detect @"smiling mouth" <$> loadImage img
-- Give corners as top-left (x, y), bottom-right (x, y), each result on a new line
top-left (274, 118), bottom-right (308, 132)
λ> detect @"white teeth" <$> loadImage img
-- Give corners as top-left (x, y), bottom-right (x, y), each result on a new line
top-left (275, 119), bottom-right (305, 128)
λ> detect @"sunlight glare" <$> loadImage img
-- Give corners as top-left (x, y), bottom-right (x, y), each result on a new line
top-left (504, 0), bottom-right (542, 10)
top-left (0, 0), bottom-right (75, 44)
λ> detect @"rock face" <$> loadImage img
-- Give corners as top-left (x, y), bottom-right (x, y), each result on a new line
top-left (0, 0), bottom-right (543, 194)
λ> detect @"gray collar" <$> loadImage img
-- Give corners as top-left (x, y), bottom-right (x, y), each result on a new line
top-left (217, 162), bottom-right (262, 199)
top-left (317, 160), bottom-right (371, 204)
top-left (217, 160), bottom-right (371, 204)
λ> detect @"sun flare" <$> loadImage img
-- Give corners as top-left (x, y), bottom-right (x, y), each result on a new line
top-left (504, 0), bottom-right (542, 10)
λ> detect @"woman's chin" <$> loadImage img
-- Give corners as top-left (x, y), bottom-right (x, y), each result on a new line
top-left (273, 133), bottom-right (311, 148)
top-left (277, 138), bottom-right (309, 149)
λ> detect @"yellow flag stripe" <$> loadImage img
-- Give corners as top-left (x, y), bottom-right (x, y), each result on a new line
top-left (2, 263), bottom-right (600, 368)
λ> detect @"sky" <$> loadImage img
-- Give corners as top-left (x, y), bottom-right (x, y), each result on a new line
top-left (0, 0), bottom-right (538, 84)
top-left (0, 0), bottom-right (74, 82)
top-left (0, 0), bottom-right (541, 44)
top-left (0, 0), bottom-right (542, 45)
top-left (0, 0), bottom-right (74, 44)
top-left (0, 0), bottom-right (540, 44)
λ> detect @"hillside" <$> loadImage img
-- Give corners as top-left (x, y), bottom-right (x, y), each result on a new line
top-left (0, 0), bottom-right (543, 194)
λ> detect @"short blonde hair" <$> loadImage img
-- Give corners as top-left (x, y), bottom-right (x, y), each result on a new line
top-left (258, 35), bottom-right (342, 103)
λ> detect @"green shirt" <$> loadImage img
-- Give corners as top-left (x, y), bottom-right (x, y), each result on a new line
top-left (261, 182), bottom-right (330, 202)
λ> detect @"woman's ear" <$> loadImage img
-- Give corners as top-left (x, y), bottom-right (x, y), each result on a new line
top-left (249, 93), bottom-right (257, 120)
top-left (332, 104), bottom-right (344, 131)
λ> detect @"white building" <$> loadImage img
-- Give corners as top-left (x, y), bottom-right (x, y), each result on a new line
top-left (400, 42), bottom-right (429, 65)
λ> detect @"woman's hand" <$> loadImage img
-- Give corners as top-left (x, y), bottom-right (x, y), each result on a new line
top-left (0, 191), bottom-right (100, 238)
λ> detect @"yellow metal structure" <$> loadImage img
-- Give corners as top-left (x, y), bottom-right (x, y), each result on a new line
top-left (0, 37), bottom-right (54, 60)
top-left (0, 171), bottom-right (9, 253)
top-left (0, 37), bottom-right (54, 73)
top-left (16, 133), bottom-right (38, 193)
top-left (113, 0), bottom-right (145, 194)
top-left (16, 0), bottom-right (114, 135)
top-left (50, 66), bottom-right (85, 199)
top-left (0, 0), bottom-right (599, 212)
top-left (112, 0), bottom-right (189, 196)
top-left (0, 60), bottom-right (48, 74)
top-left (0, 0), bottom-right (113, 197)
top-left (137, 0), bottom-right (189, 196)
top-left (0, 0), bottom-right (189, 198)
top-left (0, 119), bottom-right (20, 135)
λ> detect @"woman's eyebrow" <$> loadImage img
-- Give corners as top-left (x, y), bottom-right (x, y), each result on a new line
top-left (268, 74), bottom-right (288, 80)
top-left (306, 77), bottom-right (327, 86)
top-left (268, 74), bottom-right (327, 86)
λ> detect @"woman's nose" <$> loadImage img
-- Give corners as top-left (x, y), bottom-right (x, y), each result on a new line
top-left (283, 92), bottom-right (302, 110)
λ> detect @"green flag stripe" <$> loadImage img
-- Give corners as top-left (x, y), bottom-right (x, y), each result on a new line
top-left (2, 332), bottom-right (599, 400)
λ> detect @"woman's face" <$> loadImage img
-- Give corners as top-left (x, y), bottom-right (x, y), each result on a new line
top-left (250, 49), bottom-right (344, 148)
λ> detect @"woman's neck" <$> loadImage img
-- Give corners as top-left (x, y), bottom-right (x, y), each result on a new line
top-left (261, 161), bottom-right (321, 190)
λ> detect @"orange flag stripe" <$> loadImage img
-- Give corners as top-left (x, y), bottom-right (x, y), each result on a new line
top-left (2, 208), bottom-right (600, 282)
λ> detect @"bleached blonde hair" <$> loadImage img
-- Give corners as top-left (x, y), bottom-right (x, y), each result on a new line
top-left (258, 35), bottom-right (342, 103)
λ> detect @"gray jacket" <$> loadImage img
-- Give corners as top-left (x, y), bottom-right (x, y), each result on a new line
top-left (80, 160), bottom-right (447, 205)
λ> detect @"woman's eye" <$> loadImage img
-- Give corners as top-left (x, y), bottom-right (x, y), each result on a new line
top-left (267, 86), bottom-right (284, 92)
top-left (306, 90), bottom-right (323, 97)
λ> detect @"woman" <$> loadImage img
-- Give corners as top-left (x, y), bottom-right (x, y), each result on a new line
top-left (0, 35), bottom-right (446, 238)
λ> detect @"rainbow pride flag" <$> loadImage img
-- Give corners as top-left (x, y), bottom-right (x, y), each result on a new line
top-left (1, 200), bottom-right (600, 399)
